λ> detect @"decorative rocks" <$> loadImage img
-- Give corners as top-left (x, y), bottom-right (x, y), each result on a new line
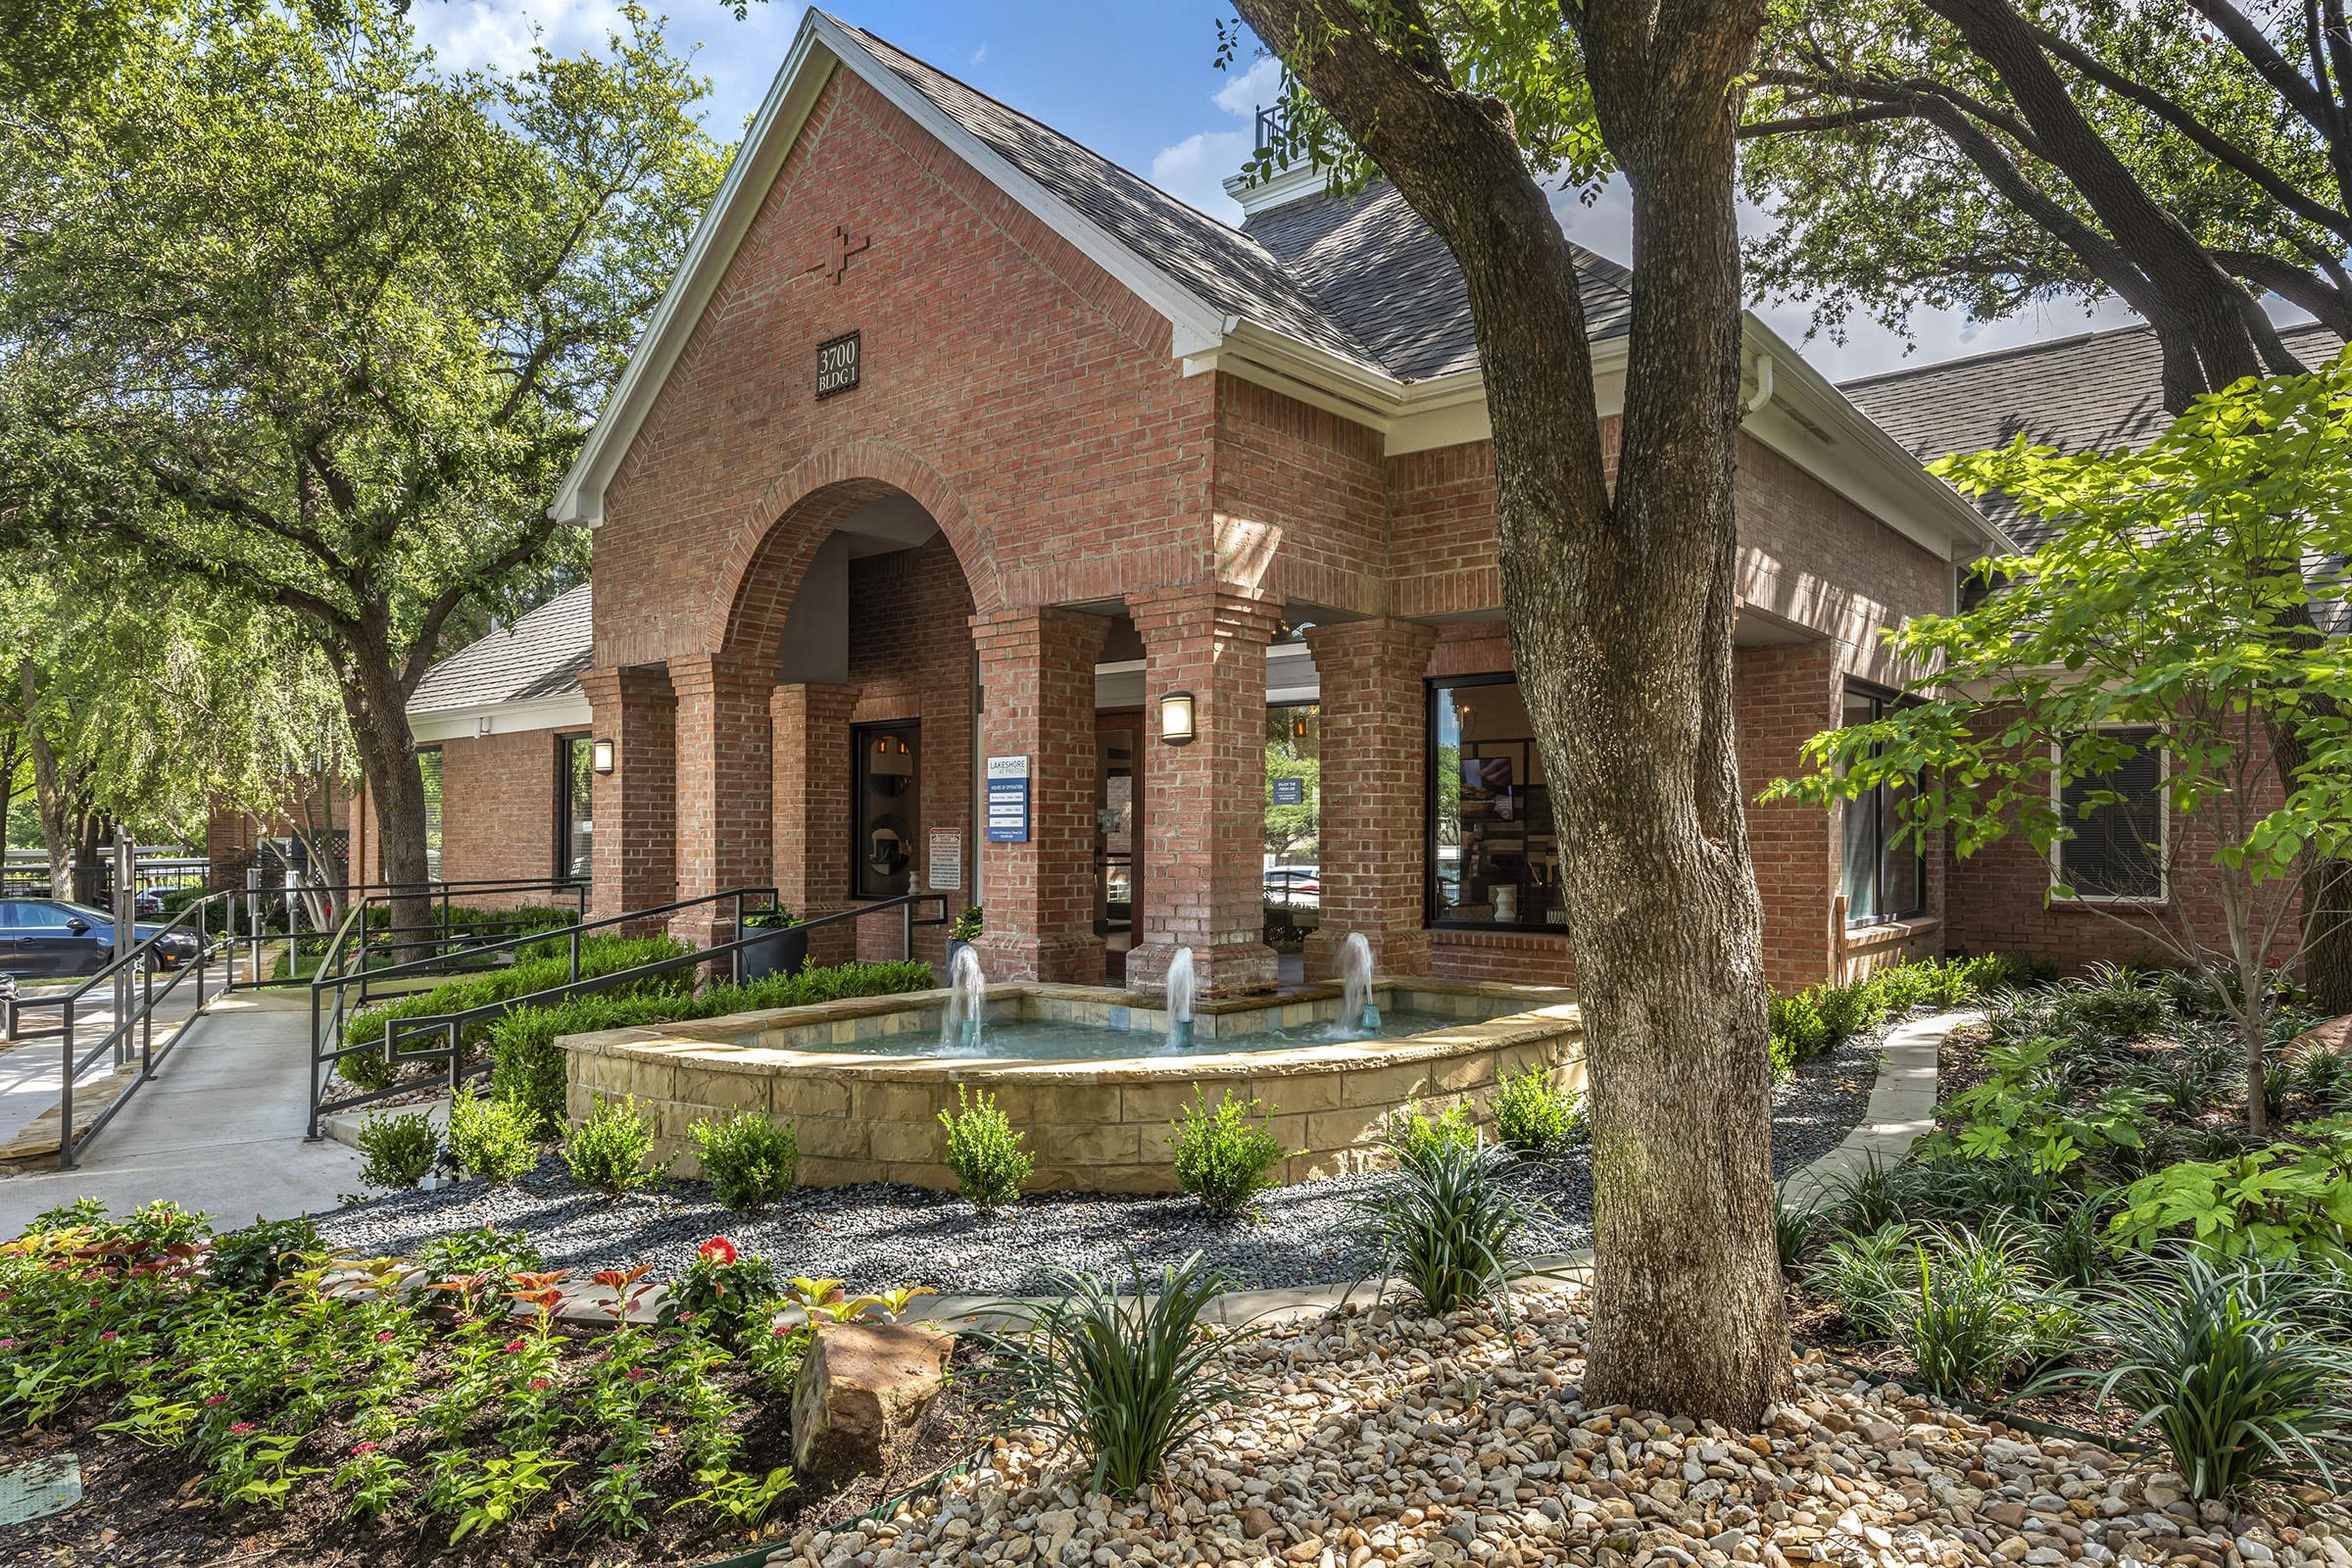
top-left (790, 1320), bottom-right (955, 1479)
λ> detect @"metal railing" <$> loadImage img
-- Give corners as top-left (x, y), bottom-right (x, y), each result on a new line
top-left (245, 874), bottom-right (590, 990)
top-left (2, 890), bottom-right (245, 1171)
top-left (306, 889), bottom-right (950, 1140)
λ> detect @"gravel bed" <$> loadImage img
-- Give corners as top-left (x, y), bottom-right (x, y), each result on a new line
top-left (314, 1016), bottom-right (1906, 1295)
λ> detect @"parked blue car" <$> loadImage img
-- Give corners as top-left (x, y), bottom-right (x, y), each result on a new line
top-left (0, 899), bottom-right (201, 980)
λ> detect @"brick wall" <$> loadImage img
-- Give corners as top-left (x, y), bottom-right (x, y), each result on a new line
top-left (436, 730), bottom-right (568, 896)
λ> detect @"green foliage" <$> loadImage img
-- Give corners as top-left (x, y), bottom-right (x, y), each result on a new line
top-left (1169, 1090), bottom-right (1287, 1217)
top-left (949, 906), bottom-right (983, 942)
top-left (1805, 1220), bottom-right (1914, 1335)
top-left (1351, 1136), bottom-right (1537, 1316)
top-left (2107, 1122), bottom-right (2352, 1263)
top-left (1768, 992), bottom-right (1831, 1059)
top-left (977, 1251), bottom-right (1246, 1498)
top-left (355, 1111), bottom-right (438, 1191)
top-left (206, 1216), bottom-right (324, 1297)
top-left (2064, 963), bottom-right (2172, 1041)
top-left (445, 1089), bottom-right (537, 1184)
top-left (1929, 1037), bottom-right (2157, 1175)
top-left (689, 1113), bottom-right (800, 1214)
top-left (564, 1096), bottom-right (665, 1199)
top-left (1383, 1102), bottom-right (1480, 1171)
top-left (662, 1238), bottom-right (778, 1348)
top-left (740, 906), bottom-right (799, 930)
top-left (938, 1087), bottom-right (1031, 1213)
top-left (1897, 1227), bottom-right (2080, 1402)
top-left (416, 1226), bottom-right (544, 1282)
top-left (1492, 1067), bottom-right (1584, 1157)
top-left (1775, 1188), bottom-right (1819, 1274)
top-left (2039, 1253), bottom-right (2352, 1501)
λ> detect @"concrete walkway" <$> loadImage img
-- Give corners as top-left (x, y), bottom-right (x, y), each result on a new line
top-left (0, 987), bottom-right (365, 1233)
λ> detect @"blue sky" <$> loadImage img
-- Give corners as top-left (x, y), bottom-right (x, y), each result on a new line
top-left (408, 0), bottom-right (2148, 380)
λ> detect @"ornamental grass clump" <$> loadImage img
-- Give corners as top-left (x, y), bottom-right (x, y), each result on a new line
top-left (355, 1110), bottom-right (439, 1191)
top-left (690, 1111), bottom-right (801, 1213)
top-left (1351, 1134), bottom-right (1537, 1316)
top-left (1492, 1066), bottom-right (1584, 1157)
top-left (2037, 1252), bottom-right (2352, 1501)
top-left (977, 1250), bottom-right (1245, 1498)
top-left (1898, 1225), bottom-right (2080, 1402)
top-left (939, 1086), bottom-right (1031, 1213)
top-left (564, 1095), bottom-right (667, 1198)
top-left (1169, 1090), bottom-right (1286, 1218)
top-left (446, 1088), bottom-right (538, 1183)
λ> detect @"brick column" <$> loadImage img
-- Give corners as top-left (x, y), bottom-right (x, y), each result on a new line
top-left (669, 650), bottom-right (774, 950)
top-left (1735, 640), bottom-right (1843, 992)
top-left (771, 682), bottom-right (860, 965)
top-left (970, 608), bottom-right (1108, 983)
top-left (1124, 586), bottom-right (1281, 998)
top-left (1302, 617), bottom-right (1440, 979)
top-left (579, 664), bottom-right (676, 924)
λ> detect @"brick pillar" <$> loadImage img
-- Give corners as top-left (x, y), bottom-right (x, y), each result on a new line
top-left (1735, 640), bottom-right (1842, 992)
top-left (1124, 586), bottom-right (1281, 998)
top-left (771, 682), bottom-right (860, 965)
top-left (1301, 617), bottom-right (1439, 979)
top-left (580, 664), bottom-right (676, 924)
top-left (669, 650), bottom-right (774, 950)
top-left (970, 608), bottom-right (1108, 983)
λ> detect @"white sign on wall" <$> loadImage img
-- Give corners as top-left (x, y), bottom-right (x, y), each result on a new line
top-left (928, 830), bottom-right (963, 892)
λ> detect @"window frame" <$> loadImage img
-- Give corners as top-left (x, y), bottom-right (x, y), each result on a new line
top-left (1840, 684), bottom-right (1929, 929)
top-left (2048, 724), bottom-right (2171, 906)
top-left (554, 731), bottom-right (594, 888)
top-left (416, 745), bottom-right (445, 884)
top-left (1423, 672), bottom-right (1563, 935)
top-left (850, 718), bottom-right (921, 902)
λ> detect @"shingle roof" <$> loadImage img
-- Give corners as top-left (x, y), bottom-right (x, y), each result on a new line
top-left (837, 19), bottom-right (1634, 383)
top-left (411, 583), bottom-right (593, 715)
top-left (1840, 320), bottom-right (2343, 549)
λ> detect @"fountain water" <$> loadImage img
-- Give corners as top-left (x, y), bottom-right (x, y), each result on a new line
top-left (1162, 947), bottom-right (1197, 1052)
top-left (940, 946), bottom-right (986, 1054)
top-left (1339, 932), bottom-right (1379, 1036)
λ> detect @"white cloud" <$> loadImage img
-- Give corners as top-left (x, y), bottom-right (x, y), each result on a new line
top-left (971, 43), bottom-right (988, 66)
top-left (1151, 130), bottom-right (1253, 221)
top-left (1212, 54), bottom-right (1283, 118)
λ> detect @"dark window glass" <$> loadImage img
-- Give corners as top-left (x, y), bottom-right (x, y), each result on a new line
top-left (557, 735), bottom-right (594, 885)
top-left (1264, 703), bottom-right (1320, 940)
top-left (417, 749), bottom-right (444, 882)
top-left (2058, 727), bottom-right (2166, 901)
top-left (1429, 676), bottom-right (1561, 931)
top-left (854, 722), bottom-right (918, 900)
top-left (1840, 690), bottom-right (1927, 925)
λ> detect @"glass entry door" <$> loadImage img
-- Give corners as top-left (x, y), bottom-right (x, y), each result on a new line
top-left (1095, 714), bottom-right (1140, 977)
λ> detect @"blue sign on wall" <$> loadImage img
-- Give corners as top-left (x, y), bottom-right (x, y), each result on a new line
top-left (986, 755), bottom-right (1031, 843)
top-left (1271, 777), bottom-right (1305, 807)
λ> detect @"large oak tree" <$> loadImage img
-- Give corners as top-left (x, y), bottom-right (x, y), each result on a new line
top-left (0, 0), bottom-right (721, 936)
top-left (1228, 0), bottom-right (1791, 1421)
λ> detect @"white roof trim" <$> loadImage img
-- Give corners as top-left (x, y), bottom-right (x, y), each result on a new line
top-left (550, 11), bottom-right (1228, 529)
top-left (411, 694), bottom-right (592, 744)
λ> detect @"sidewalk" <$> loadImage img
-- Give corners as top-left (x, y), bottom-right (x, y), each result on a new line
top-left (0, 987), bottom-right (366, 1235)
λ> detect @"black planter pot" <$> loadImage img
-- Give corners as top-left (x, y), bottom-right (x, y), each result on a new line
top-left (944, 937), bottom-right (975, 976)
top-left (742, 926), bottom-right (808, 982)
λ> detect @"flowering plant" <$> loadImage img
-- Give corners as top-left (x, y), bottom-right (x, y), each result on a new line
top-left (660, 1238), bottom-right (776, 1348)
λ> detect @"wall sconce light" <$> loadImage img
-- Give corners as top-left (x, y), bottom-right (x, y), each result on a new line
top-left (591, 738), bottom-right (616, 775)
top-left (1159, 690), bottom-right (1197, 747)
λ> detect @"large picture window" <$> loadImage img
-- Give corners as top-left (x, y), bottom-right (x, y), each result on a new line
top-left (557, 733), bottom-right (594, 885)
top-left (853, 721), bottom-right (918, 900)
top-left (2054, 726), bottom-right (2167, 902)
top-left (417, 747), bottom-right (444, 883)
top-left (1840, 689), bottom-right (1925, 925)
top-left (1428, 675), bottom-right (1561, 931)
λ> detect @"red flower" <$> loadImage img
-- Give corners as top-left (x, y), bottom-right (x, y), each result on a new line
top-left (204, 1395), bottom-right (228, 1407)
top-left (352, 1441), bottom-right (378, 1456)
top-left (529, 1377), bottom-right (550, 1392)
top-left (374, 1330), bottom-right (396, 1343)
top-left (698, 1236), bottom-right (739, 1266)
top-left (227, 1421), bottom-right (254, 1436)
top-left (98, 1330), bottom-right (118, 1342)
top-left (504, 1339), bottom-right (526, 1354)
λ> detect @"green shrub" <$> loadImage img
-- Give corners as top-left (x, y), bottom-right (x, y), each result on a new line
top-left (1384, 1102), bottom-right (1479, 1172)
top-left (1169, 1090), bottom-right (1286, 1217)
top-left (344, 934), bottom-right (693, 1059)
top-left (2038, 1252), bottom-right (2352, 1501)
top-left (564, 1096), bottom-right (666, 1199)
top-left (690, 1112), bottom-right (801, 1213)
top-left (1768, 992), bottom-right (1832, 1060)
top-left (447, 1089), bottom-right (538, 1183)
top-left (950, 906), bottom-right (983, 942)
top-left (2107, 1120), bottom-right (2352, 1263)
top-left (1492, 1067), bottom-right (1583, 1157)
top-left (1927, 1037), bottom-right (2159, 1175)
top-left (416, 1226), bottom-right (544, 1281)
top-left (1768, 1032), bottom-right (1797, 1084)
top-left (1350, 1138), bottom-right (1535, 1316)
top-left (1872, 962), bottom-right (1935, 1012)
top-left (356, 1111), bottom-right (439, 1191)
top-left (1813, 980), bottom-right (1885, 1044)
top-left (206, 1216), bottom-right (323, 1296)
top-left (976, 1252), bottom-right (1241, 1497)
top-left (938, 1086), bottom-right (1031, 1213)
top-left (662, 1236), bottom-right (778, 1347)
top-left (1805, 1221), bottom-right (1913, 1336)
top-left (1898, 1225), bottom-right (2080, 1401)
top-left (2062, 962), bottom-right (2172, 1041)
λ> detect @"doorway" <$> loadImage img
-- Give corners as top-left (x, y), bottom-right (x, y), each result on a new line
top-left (1094, 710), bottom-right (1142, 984)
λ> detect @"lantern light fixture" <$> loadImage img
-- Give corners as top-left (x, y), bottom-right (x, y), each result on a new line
top-left (591, 738), bottom-right (616, 775)
top-left (1159, 690), bottom-right (1197, 747)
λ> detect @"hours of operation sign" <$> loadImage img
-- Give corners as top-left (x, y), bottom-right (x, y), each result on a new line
top-left (815, 330), bottom-right (860, 398)
top-left (986, 755), bottom-right (1030, 843)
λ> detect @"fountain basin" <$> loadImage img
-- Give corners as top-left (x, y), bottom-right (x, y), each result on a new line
top-left (560, 977), bottom-right (1583, 1195)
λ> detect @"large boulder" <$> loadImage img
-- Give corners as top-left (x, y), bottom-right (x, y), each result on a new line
top-left (790, 1320), bottom-right (954, 1479)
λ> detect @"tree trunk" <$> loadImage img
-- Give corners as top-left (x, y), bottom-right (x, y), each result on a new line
top-left (1230, 0), bottom-right (1790, 1426)
top-left (21, 664), bottom-right (74, 900)
top-left (338, 619), bottom-right (433, 957)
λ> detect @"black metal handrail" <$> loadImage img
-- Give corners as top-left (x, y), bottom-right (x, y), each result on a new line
top-left (305, 890), bottom-right (950, 1139)
top-left (257, 876), bottom-right (589, 991)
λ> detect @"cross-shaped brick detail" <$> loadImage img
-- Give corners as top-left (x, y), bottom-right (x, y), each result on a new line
top-left (810, 222), bottom-right (871, 284)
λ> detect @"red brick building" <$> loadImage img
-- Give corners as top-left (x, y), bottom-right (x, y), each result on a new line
top-left (504, 13), bottom-right (2009, 998)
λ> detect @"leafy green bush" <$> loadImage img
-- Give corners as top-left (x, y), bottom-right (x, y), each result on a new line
top-left (1384, 1102), bottom-right (1479, 1172)
top-left (1351, 1136), bottom-right (1536, 1315)
top-left (1872, 963), bottom-right (1935, 1013)
top-left (1927, 1037), bottom-right (2158, 1175)
top-left (2107, 1122), bottom-right (2352, 1263)
top-left (2039, 1252), bottom-right (2352, 1501)
top-left (662, 1236), bottom-right (778, 1347)
top-left (1768, 992), bottom-right (1831, 1060)
top-left (2059, 962), bottom-right (2171, 1041)
top-left (939, 1086), bottom-right (1031, 1213)
top-left (447, 1089), bottom-right (538, 1183)
top-left (416, 1226), bottom-right (545, 1281)
top-left (1169, 1090), bottom-right (1287, 1217)
top-left (355, 1110), bottom-right (439, 1191)
top-left (977, 1251), bottom-right (1242, 1497)
top-left (564, 1096), bottom-right (666, 1199)
top-left (1492, 1067), bottom-right (1584, 1157)
top-left (690, 1112), bottom-right (800, 1213)
top-left (205, 1216), bottom-right (323, 1296)
top-left (344, 933), bottom-right (693, 1059)
top-left (1898, 1225), bottom-right (2080, 1401)
top-left (1812, 980), bottom-right (1885, 1044)
top-left (950, 906), bottom-right (983, 942)
top-left (1768, 1032), bottom-right (1797, 1084)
